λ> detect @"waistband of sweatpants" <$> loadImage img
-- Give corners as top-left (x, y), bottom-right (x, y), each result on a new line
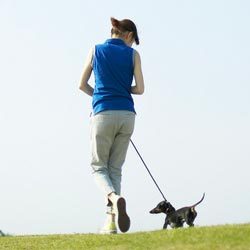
top-left (91, 110), bottom-right (136, 117)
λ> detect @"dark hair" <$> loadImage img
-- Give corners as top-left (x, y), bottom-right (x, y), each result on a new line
top-left (111, 17), bottom-right (139, 45)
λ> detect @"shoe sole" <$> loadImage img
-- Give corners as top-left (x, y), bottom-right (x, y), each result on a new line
top-left (117, 197), bottom-right (130, 233)
top-left (99, 230), bottom-right (117, 234)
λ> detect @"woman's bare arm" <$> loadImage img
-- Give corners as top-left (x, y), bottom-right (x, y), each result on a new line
top-left (79, 48), bottom-right (94, 96)
top-left (131, 50), bottom-right (144, 95)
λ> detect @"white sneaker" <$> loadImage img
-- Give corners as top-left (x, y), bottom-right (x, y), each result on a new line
top-left (110, 195), bottom-right (130, 233)
top-left (99, 213), bottom-right (117, 234)
top-left (100, 221), bottom-right (117, 234)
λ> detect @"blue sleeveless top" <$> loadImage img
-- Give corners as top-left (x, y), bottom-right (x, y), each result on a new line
top-left (92, 39), bottom-right (135, 115)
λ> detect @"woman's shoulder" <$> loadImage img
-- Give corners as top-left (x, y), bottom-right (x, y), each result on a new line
top-left (133, 49), bottom-right (141, 60)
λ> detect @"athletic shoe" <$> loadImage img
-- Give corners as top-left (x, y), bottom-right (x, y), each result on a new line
top-left (114, 196), bottom-right (130, 233)
top-left (99, 212), bottom-right (117, 234)
top-left (100, 221), bottom-right (117, 234)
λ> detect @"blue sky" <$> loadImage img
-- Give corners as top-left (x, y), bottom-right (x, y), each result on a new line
top-left (0, 0), bottom-right (249, 235)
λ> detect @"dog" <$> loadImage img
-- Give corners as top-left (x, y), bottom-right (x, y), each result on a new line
top-left (149, 193), bottom-right (205, 229)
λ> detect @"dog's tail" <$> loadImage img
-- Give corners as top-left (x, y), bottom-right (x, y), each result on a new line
top-left (190, 193), bottom-right (205, 208)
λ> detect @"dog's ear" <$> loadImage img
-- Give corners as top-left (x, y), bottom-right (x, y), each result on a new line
top-left (159, 201), bottom-right (170, 213)
top-left (166, 202), bottom-right (175, 213)
top-left (165, 202), bottom-right (171, 210)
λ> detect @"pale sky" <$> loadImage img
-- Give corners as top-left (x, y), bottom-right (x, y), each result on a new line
top-left (0, 0), bottom-right (249, 235)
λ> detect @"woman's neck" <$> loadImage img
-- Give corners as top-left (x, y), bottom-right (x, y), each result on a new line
top-left (111, 35), bottom-right (132, 47)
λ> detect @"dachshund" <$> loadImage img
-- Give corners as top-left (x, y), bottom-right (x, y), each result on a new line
top-left (150, 193), bottom-right (205, 229)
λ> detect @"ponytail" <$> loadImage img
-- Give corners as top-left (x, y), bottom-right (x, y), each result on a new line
top-left (110, 17), bottom-right (140, 45)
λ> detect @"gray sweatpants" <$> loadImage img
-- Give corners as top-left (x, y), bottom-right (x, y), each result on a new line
top-left (90, 110), bottom-right (135, 200)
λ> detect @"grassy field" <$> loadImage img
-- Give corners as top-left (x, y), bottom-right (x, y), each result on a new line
top-left (0, 224), bottom-right (249, 250)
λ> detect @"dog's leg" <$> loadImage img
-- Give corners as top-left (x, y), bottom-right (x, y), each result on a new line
top-left (186, 210), bottom-right (197, 227)
top-left (163, 217), bottom-right (169, 229)
top-left (186, 219), bottom-right (194, 227)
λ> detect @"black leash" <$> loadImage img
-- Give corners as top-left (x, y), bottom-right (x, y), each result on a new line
top-left (130, 139), bottom-right (168, 201)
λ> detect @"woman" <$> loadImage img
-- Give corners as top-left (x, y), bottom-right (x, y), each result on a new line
top-left (79, 17), bottom-right (144, 234)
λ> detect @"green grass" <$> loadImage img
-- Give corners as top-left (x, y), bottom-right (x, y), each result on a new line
top-left (1, 224), bottom-right (250, 250)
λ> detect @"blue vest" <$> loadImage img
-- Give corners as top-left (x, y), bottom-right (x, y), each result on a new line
top-left (92, 39), bottom-right (135, 114)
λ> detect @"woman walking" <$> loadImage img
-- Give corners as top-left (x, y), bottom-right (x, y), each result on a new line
top-left (79, 17), bottom-right (144, 234)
